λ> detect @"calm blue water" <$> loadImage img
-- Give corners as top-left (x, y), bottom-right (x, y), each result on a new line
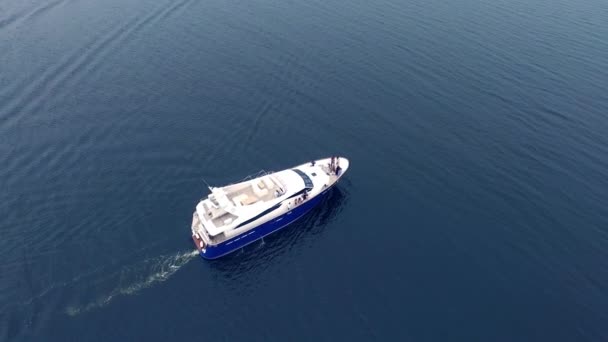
top-left (2, 0), bottom-right (608, 340)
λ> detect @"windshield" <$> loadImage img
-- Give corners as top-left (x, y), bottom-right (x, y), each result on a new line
top-left (292, 169), bottom-right (313, 189)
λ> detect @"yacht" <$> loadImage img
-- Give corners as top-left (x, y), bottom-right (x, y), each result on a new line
top-left (191, 157), bottom-right (349, 259)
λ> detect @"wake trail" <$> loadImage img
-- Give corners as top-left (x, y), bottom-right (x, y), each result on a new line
top-left (65, 249), bottom-right (199, 316)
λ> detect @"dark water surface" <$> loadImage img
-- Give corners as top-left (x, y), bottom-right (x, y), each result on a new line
top-left (2, 0), bottom-right (608, 340)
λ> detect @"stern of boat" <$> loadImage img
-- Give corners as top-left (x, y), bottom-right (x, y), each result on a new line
top-left (191, 211), bottom-right (206, 252)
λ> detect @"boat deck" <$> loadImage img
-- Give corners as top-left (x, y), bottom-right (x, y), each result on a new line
top-left (200, 176), bottom-right (285, 229)
top-left (318, 164), bottom-right (341, 184)
top-left (227, 179), bottom-right (278, 206)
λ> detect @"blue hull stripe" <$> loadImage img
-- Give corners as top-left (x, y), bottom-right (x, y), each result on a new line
top-left (200, 188), bottom-right (330, 259)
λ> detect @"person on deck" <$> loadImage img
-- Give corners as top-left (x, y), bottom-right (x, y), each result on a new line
top-left (336, 157), bottom-right (341, 176)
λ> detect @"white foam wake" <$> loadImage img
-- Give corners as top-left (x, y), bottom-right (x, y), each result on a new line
top-left (66, 249), bottom-right (199, 316)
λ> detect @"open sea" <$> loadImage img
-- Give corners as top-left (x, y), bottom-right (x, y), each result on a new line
top-left (2, 0), bottom-right (608, 340)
